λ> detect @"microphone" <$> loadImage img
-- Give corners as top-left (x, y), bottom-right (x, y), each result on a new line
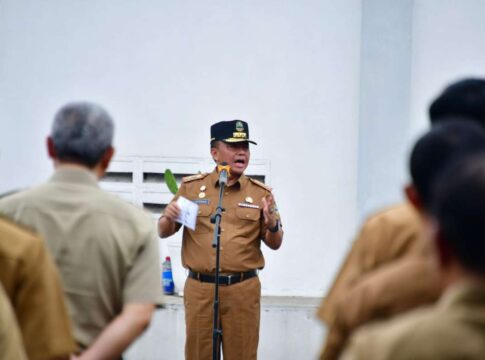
top-left (217, 162), bottom-right (231, 186)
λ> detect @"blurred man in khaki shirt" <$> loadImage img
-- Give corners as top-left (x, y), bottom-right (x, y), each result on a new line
top-left (0, 102), bottom-right (163, 359)
top-left (318, 78), bottom-right (485, 359)
top-left (0, 215), bottom-right (77, 359)
top-left (159, 120), bottom-right (283, 360)
top-left (342, 154), bottom-right (485, 359)
top-left (0, 282), bottom-right (28, 360)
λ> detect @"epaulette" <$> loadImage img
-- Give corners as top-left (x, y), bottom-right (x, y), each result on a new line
top-left (249, 178), bottom-right (272, 192)
top-left (182, 173), bottom-right (209, 183)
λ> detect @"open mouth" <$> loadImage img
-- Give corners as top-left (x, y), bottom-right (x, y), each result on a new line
top-left (234, 159), bottom-right (246, 167)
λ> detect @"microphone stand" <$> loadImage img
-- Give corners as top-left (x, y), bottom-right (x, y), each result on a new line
top-left (210, 177), bottom-right (226, 360)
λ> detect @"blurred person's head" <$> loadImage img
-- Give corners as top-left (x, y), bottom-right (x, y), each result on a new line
top-left (47, 102), bottom-right (115, 175)
top-left (431, 155), bottom-right (485, 283)
top-left (406, 121), bottom-right (485, 211)
top-left (429, 78), bottom-right (485, 128)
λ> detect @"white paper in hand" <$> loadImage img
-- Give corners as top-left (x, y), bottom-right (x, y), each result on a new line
top-left (175, 196), bottom-right (199, 230)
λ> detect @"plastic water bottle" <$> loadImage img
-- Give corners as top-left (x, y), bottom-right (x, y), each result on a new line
top-left (162, 256), bottom-right (175, 295)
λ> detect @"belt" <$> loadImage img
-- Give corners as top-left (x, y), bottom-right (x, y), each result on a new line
top-left (188, 270), bottom-right (258, 286)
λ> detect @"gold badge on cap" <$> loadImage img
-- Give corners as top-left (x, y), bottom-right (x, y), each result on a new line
top-left (200, 185), bottom-right (206, 191)
top-left (245, 196), bottom-right (253, 204)
top-left (199, 192), bottom-right (206, 199)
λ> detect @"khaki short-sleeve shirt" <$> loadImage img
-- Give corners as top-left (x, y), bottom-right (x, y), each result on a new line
top-left (341, 284), bottom-right (485, 360)
top-left (317, 203), bottom-right (424, 325)
top-left (0, 283), bottom-right (27, 360)
top-left (317, 203), bottom-right (443, 360)
top-left (0, 216), bottom-right (77, 360)
top-left (173, 170), bottom-right (279, 273)
top-left (0, 167), bottom-right (164, 348)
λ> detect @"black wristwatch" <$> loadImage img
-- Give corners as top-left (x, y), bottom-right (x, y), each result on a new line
top-left (268, 219), bottom-right (280, 233)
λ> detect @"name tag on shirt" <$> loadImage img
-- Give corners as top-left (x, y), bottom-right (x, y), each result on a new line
top-left (238, 202), bottom-right (260, 209)
top-left (194, 199), bottom-right (210, 205)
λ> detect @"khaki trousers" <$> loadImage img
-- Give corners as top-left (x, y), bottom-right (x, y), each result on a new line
top-left (184, 276), bottom-right (261, 360)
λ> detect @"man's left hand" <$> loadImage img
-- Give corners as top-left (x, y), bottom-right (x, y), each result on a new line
top-left (262, 194), bottom-right (278, 228)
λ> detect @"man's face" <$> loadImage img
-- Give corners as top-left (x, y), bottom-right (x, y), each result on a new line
top-left (211, 141), bottom-right (250, 177)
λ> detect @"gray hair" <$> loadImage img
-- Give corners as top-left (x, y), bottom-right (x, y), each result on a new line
top-left (51, 102), bottom-right (114, 167)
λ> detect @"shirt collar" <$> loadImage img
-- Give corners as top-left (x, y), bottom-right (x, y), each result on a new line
top-left (49, 166), bottom-right (99, 188)
top-left (438, 281), bottom-right (485, 310)
top-left (209, 168), bottom-right (248, 189)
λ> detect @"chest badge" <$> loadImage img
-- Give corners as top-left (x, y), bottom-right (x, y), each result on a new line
top-left (198, 192), bottom-right (206, 199)
top-left (245, 196), bottom-right (253, 204)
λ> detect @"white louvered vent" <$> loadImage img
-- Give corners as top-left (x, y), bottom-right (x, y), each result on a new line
top-left (100, 156), bottom-right (270, 219)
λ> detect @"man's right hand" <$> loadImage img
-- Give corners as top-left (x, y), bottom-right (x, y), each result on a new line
top-left (163, 201), bottom-right (181, 222)
top-left (158, 201), bottom-right (181, 238)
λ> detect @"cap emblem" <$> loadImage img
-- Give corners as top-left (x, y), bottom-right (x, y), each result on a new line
top-left (235, 121), bottom-right (245, 132)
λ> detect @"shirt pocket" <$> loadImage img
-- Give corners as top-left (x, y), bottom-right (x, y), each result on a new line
top-left (235, 207), bottom-right (261, 222)
top-left (235, 207), bottom-right (262, 239)
top-left (194, 205), bottom-right (213, 234)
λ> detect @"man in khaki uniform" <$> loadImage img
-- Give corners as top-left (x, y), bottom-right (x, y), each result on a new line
top-left (159, 120), bottom-right (283, 360)
top-left (0, 282), bottom-right (27, 360)
top-left (318, 204), bottom-right (441, 359)
top-left (318, 78), bottom-right (485, 359)
top-left (0, 102), bottom-right (163, 359)
top-left (342, 155), bottom-right (485, 360)
top-left (0, 215), bottom-right (77, 359)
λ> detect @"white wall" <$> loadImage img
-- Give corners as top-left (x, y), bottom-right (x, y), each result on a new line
top-left (0, 0), bottom-right (362, 297)
top-left (356, 0), bottom-right (485, 220)
top-left (408, 0), bottom-right (485, 140)
top-left (3, 0), bottom-right (485, 299)
top-left (357, 0), bottom-right (413, 218)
